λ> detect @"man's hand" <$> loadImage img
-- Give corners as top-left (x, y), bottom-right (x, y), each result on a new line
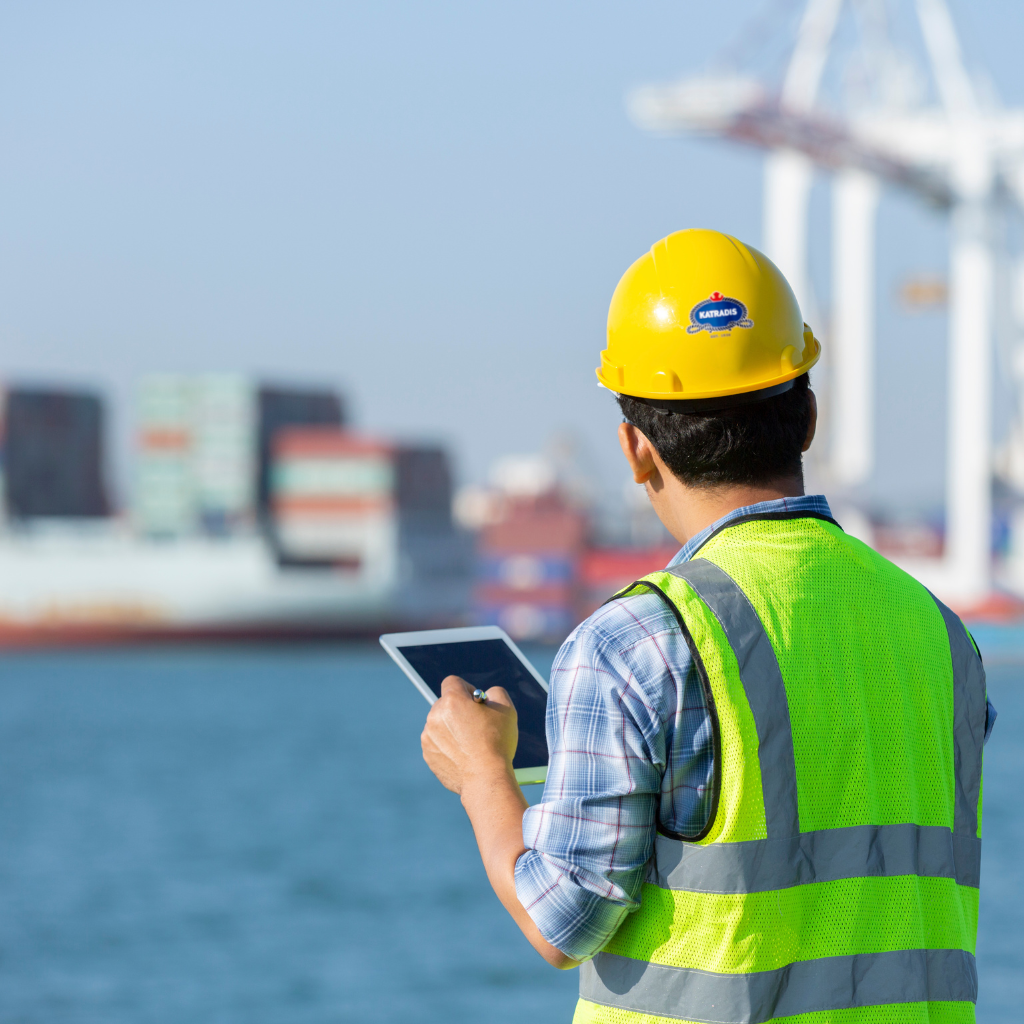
top-left (421, 676), bottom-right (518, 795)
top-left (419, 674), bottom-right (578, 970)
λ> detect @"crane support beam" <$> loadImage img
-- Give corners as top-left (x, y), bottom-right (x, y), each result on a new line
top-left (831, 169), bottom-right (880, 486)
top-left (764, 151), bottom-right (815, 318)
top-left (945, 198), bottom-right (994, 600)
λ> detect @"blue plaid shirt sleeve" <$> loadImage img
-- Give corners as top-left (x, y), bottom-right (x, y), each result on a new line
top-left (512, 494), bottom-right (834, 962)
top-left (513, 591), bottom-right (712, 961)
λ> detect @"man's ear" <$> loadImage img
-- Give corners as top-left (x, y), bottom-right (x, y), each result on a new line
top-left (618, 422), bottom-right (657, 484)
top-left (802, 390), bottom-right (817, 453)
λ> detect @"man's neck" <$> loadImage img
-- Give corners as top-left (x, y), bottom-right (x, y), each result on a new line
top-left (651, 475), bottom-right (805, 549)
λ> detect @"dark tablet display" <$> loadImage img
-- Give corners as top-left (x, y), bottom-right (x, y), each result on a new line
top-left (396, 639), bottom-right (548, 771)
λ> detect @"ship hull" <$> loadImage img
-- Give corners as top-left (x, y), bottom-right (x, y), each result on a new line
top-left (0, 528), bottom-right (469, 648)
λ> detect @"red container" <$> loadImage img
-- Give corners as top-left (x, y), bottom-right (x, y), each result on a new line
top-left (475, 582), bottom-right (576, 608)
top-left (580, 547), bottom-right (680, 588)
top-left (273, 429), bottom-right (392, 460)
top-left (479, 495), bottom-right (587, 556)
top-left (577, 545), bottom-right (681, 619)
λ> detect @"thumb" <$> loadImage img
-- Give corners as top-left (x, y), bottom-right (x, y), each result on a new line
top-left (485, 685), bottom-right (515, 709)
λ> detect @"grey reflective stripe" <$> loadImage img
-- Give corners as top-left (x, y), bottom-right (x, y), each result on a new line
top-left (929, 594), bottom-right (987, 839)
top-left (667, 559), bottom-right (799, 838)
top-left (580, 948), bottom-right (977, 1024)
top-left (650, 822), bottom-right (981, 892)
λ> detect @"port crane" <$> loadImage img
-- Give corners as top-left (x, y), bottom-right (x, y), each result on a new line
top-left (630, 0), bottom-right (1024, 606)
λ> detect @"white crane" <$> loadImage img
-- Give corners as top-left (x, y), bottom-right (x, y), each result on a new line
top-left (629, 0), bottom-right (1024, 606)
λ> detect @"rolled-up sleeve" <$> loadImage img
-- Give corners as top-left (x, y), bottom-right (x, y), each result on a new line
top-left (514, 592), bottom-right (708, 962)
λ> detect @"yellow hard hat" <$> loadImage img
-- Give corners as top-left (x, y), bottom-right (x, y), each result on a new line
top-left (597, 229), bottom-right (819, 407)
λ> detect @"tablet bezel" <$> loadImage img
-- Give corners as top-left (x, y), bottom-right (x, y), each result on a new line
top-left (379, 625), bottom-right (549, 786)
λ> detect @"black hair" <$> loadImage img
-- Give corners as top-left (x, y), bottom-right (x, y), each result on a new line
top-left (616, 374), bottom-right (812, 488)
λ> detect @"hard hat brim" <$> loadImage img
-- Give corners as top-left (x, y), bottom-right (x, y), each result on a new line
top-left (619, 378), bottom-right (804, 414)
top-left (595, 336), bottom-right (820, 404)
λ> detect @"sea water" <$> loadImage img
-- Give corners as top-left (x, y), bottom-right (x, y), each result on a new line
top-left (0, 643), bottom-right (1019, 1023)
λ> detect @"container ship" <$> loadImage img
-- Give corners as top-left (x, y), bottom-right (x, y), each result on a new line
top-left (0, 377), bottom-right (473, 645)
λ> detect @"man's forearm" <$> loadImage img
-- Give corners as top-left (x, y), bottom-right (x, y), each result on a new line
top-left (419, 676), bottom-right (578, 969)
top-left (460, 765), bottom-right (579, 970)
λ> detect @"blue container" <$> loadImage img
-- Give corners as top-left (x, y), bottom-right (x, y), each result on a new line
top-left (477, 553), bottom-right (575, 590)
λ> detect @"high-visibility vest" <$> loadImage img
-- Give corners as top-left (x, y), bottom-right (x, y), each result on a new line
top-left (574, 512), bottom-right (986, 1024)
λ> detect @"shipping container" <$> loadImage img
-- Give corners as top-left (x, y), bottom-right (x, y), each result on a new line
top-left (472, 491), bottom-right (588, 642)
top-left (476, 602), bottom-right (576, 642)
top-left (478, 494), bottom-right (587, 556)
top-left (191, 375), bottom-right (256, 533)
top-left (5, 389), bottom-right (110, 519)
top-left (136, 375), bottom-right (270, 537)
top-left (577, 546), bottom-right (681, 619)
top-left (393, 444), bottom-right (473, 592)
top-left (136, 376), bottom-right (196, 536)
top-left (477, 553), bottom-right (575, 588)
top-left (268, 430), bottom-right (473, 622)
top-left (270, 429), bottom-right (396, 581)
top-left (475, 581), bottom-right (576, 607)
top-left (257, 387), bottom-right (345, 520)
top-left (395, 446), bottom-right (452, 515)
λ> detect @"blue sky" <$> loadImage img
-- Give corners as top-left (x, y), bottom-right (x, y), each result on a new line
top-left (0, 1), bottom-right (1020, 513)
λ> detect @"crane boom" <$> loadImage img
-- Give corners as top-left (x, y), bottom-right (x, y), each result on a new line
top-left (915, 0), bottom-right (977, 118)
top-left (782, 0), bottom-right (844, 110)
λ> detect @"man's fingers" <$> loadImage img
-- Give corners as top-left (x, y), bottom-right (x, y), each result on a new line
top-left (421, 729), bottom-right (446, 761)
top-left (440, 675), bottom-right (474, 699)
top-left (436, 675), bottom-right (515, 711)
top-left (485, 685), bottom-right (514, 709)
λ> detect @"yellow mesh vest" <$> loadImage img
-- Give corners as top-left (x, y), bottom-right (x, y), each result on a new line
top-left (574, 514), bottom-right (986, 1024)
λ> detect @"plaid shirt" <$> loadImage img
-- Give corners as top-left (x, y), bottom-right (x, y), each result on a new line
top-left (513, 495), bottom-right (835, 962)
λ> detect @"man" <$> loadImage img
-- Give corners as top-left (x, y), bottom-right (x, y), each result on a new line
top-left (422, 228), bottom-right (994, 1023)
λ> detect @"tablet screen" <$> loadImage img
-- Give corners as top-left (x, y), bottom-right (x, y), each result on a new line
top-left (396, 639), bottom-right (548, 770)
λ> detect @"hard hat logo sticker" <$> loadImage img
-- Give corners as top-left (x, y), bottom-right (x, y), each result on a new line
top-left (687, 292), bottom-right (754, 335)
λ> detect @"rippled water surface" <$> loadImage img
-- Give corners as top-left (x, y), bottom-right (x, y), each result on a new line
top-left (0, 642), bottom-right (1020, 1022)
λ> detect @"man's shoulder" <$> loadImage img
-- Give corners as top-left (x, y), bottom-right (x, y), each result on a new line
top-left (548, 587), bottom-right (693, 717)
top-left (562, 587), bottom-right (684, 660)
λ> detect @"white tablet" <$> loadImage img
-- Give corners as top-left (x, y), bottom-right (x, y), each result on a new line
top-left (380, 625), bottom-right (549, 786)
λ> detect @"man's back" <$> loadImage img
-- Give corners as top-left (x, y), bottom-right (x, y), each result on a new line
top-left (701, 514), bottom-right (966, 838)
top-left (578, 512), bottom-right (986, 1024)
